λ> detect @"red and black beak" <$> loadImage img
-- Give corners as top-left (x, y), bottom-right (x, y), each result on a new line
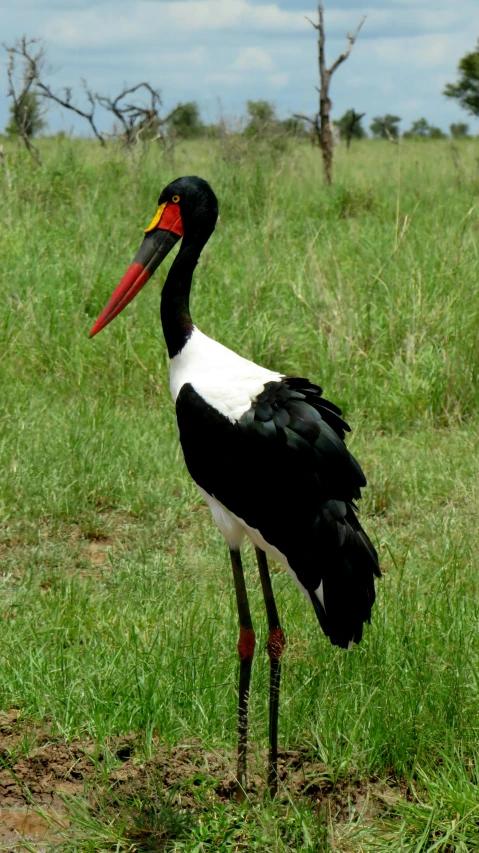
top-left (89, 201), bottom-right (183, 338)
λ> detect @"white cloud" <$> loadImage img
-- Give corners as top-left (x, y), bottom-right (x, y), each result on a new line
top-left (42, 0), bottom-right (308, 48)
top-left (233, 47), bottom-right (274, 72)
top-left (165, 0), bottom-right (307, 32)
top-left (1, 0), bottom-right (478, 134)
top-left (370, 33), bottom-right (466, 70)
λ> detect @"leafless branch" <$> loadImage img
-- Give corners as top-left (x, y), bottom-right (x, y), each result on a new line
top-left (4, 36), bottom-right (106, 146)
top-left (293, 113), bottom-right (316, 126)
top-left (36, 78), bottom-right (105, 145)
top-left (4, 35), bottom-right (184, 157)
top-left (294, 113), bottom-right (320, 147)
top-left (327, 13), bottom-right (366, 77)
top-left (3, 36), bottom-right (43, 165)
top-left (96, 82), bottom-right (165, 147)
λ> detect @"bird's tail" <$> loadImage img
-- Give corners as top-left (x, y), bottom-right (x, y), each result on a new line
top-left (308, 503), bottom-right (381, 649)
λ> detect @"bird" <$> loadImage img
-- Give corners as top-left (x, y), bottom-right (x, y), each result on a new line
top-left (89, 175), bottom-right (381, 800)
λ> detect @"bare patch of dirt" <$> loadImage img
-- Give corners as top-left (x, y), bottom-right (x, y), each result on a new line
top-left (80, 537), bottom-right (115, 568)
top-left (0, 710), bottom-right (403, 848)
top-left (107, 744), bottom-right (402, 833)
top-left (0, 514), bottom-right (138, 585)
top-left (0, 710), bottom-right (70, 849)
top-left (0, 800), bottom-right (69, 853)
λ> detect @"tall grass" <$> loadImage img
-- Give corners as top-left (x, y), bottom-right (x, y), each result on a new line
top-left (1, 136), bottom-right (479, 850)
top-left (2, 137), bottom-right (479, 428)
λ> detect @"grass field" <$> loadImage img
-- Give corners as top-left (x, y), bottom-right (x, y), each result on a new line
top-left (1, 134), bottom-right (479, 850)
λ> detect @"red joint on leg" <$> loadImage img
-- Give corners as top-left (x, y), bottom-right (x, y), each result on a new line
top-left (267, 627), bottom-right (286, 661)
top-left (238, 627), bottom-right (256, 661)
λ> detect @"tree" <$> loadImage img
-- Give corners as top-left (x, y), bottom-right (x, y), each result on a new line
top-left (370, 114), bottom-right (401, 139)
top-left (167, 101), bottom-right (203, 139)
top-left (244, 100), bottom-right (277, 136)
top-left (5, 89), bottom-right (45, 138)
top-left (280, 116), bottom-right (307, 137)
top-left (293, 3), bottom-right (365, 184)
top-left (407, 117), bottom-right (430, 137)
top-left (336, 109), bottom-right (366, 147)
top-left (4, 37), bottom-right (105, 149)
top-left (403, 118), bottom-right (446, 139)
top-left (450, 122), bottom-right (469, 137)
top-left (3, 37), bottom-right (46, 164)
top-left (444, 40), bottom-right (479, 116)
top-left (428, 126), bottom-right (446, 139)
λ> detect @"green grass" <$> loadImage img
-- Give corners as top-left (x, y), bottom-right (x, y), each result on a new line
top-left (1, 135), bottom-right (479, 850)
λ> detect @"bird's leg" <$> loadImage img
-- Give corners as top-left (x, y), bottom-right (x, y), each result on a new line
top-left (229, 547), bottom-right (255, 803)
top-left (255, 547), bottom-right (286, 797)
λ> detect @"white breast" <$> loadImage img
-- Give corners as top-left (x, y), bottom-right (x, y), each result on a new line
top-left (169, 327), bottom-right (281, 422)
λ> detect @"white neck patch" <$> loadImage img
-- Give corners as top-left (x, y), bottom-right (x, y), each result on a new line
top-left (170, 327), bottom-right (282, 422)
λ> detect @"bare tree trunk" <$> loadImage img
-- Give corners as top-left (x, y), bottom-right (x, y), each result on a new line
top-left (317, 4), bottom-right (333, 184)
top-left (296, 3), bottom-right (365, 185)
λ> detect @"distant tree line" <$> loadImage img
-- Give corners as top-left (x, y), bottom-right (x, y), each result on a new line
top-left (368, 115), bottom-right (464, 140)
top-left (4, 30), bottom-right (479, 166)
top-left (7, 90), bottom-right (474, 147)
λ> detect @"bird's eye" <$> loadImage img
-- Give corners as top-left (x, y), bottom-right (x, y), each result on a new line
top-left (172, 194), bottom-right (180, 203)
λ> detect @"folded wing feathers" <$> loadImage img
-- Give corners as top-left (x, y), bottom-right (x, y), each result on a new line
top-left (244, 377), bottom-right (380, 649)
top-left (241, 377), bottom-right (367, 498)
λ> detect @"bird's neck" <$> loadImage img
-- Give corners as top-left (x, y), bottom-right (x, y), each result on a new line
top-left (161, 238), bottom-right (203, 358)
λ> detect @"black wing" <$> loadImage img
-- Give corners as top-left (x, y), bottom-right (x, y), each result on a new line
top-left (176, 377), bottom-right (380, 648)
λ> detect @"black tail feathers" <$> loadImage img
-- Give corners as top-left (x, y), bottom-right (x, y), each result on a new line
top-left (308, 504), bottom-right (381, 650)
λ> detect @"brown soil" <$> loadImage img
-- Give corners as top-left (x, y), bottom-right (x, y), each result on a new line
top-left (0, 709), bottom-right (400, 850)
top-left (80, 537), bottom-right (115, 568)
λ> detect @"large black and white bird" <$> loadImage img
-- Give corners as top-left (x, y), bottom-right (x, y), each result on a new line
top-left (89, 176), bottom-right (380, 799)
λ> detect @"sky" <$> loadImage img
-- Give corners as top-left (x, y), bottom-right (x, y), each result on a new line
top-left (1, 0), bottom-right (478, 136)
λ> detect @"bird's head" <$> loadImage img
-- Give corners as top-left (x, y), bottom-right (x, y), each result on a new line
top-left (89, 175), bottom-right (218, 338)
